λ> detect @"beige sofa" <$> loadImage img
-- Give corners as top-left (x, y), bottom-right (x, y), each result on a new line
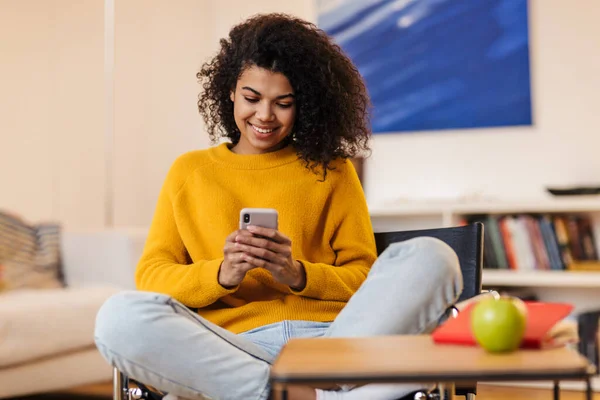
top-left (0, 229), bottom-right (147, 398)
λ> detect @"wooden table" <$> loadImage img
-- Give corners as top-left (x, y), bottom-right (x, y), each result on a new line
top-left (270, 335), bottom-right (596, 400)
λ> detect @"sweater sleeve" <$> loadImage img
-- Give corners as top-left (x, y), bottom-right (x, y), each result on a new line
top-left (290, 160), bottom-right (377, 301)
top-left (135, 157), bottom-right (236, 308)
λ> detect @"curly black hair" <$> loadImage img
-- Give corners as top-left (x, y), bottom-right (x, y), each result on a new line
top-left (197, 13), bottom-right (371, 176)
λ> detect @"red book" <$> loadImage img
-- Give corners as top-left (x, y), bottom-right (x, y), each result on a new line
top-left (499, 217), bottom-right (518, 270)
top-left (432, 301), bottom-right (575, 349)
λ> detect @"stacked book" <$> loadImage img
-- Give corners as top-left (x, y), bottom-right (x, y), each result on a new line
top-left (465, 214), bottom-right (599, 270)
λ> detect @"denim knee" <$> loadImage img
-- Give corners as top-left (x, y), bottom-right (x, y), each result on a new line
top-left (94, 290), bottom-right (170, 362)
top-left (379, 237), bottom-right (463, 291)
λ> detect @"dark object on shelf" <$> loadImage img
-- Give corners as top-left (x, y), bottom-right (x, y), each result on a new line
top-left (546, 186), bottom-right (600, 196)
top-left (577, 310), bottom-right (600, 375)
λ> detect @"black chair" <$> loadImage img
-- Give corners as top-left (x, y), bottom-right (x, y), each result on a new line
top-left (374, 222), bottom-right (484, 305)
top-left (114, 222), bottom-right (484, 400)
top-left (374, 222), bottom-right (484, 400)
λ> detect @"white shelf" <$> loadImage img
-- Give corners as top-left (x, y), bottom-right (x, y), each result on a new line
top-left (453, 198), bottom-right (600, 215)
top-left (369, 203), bottom-right (452, 217)
top-left (369, 197), bottom-right (600, 217)
top-left (483, 270), bottom-right (600, 288)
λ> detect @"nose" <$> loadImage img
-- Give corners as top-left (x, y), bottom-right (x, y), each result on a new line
top-left (255, 102), bottom-right (275, 122)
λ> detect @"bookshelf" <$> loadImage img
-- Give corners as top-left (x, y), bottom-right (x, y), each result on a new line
top-left (369, 197), bottom-right (600, 312)
top-left (369, 197), bottom-right (600, 220)
top-left (371, 197), bottom-right (600, 391)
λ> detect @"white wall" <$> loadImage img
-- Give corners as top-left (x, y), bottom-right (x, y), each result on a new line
top-left (112, 0), bottom-right (315, 228)
top-left (199, 0), bottom-right (600, 208)
top-left (1, 0), bottom-right (599, 229)
top-left (208, 0), bottom-right (315, 43)
top-left (112, 0), bottom-right (213, 227)
top-left (1, 0), bottom-right (216, 229)
top-left (364, 0), bottom-right (600, 207)
top-left (0, 0), bottom-right (105, 228)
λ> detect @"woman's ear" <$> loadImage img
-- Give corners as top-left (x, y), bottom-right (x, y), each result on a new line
top-left (230, 91), bottom-right (235, 102)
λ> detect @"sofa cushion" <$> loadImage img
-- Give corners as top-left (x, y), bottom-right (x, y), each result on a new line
top-left (0, 286), bottom-right (121, 368)
top-left (0, 347), bottom-right (112, 398)
top-left (0, 211), bottom-right (63, 293)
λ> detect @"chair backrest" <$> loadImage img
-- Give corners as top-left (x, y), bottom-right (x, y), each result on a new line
top-left (374, 223), bottom-right (484, 303)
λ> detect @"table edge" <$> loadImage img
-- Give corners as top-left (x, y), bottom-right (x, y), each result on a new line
top-left (270, 368), bottom-right (595, 385)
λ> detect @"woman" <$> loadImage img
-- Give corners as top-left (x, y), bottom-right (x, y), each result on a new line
top-left (94, 13), bottom-right (462, 400)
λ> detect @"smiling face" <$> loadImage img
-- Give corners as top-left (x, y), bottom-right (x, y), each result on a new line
top-left (229, 66), bottom-right (296, 154)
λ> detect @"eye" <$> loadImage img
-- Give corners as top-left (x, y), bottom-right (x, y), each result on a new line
top-left (277, 103), bottom-right (294, 109)
top-left (244, 97), bottom-right (259, 103)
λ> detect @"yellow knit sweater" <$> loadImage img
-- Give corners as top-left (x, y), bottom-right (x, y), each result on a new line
top-left (135, 143), bottom-right (377, 334)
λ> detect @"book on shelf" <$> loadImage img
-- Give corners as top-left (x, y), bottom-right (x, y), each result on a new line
top-left (465, 213), bottom-right (600, 271)
top-left (432, 301), bottom-right (577, 350)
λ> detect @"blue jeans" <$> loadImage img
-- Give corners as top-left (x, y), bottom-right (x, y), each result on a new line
top-left (94, 237), bottom-right (463, 400)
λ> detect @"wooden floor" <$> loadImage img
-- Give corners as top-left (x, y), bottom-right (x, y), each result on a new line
top-left (10, 382), bottom-right (600, 399)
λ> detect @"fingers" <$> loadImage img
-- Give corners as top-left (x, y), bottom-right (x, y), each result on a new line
top-left (225, 229), bottom-right (253, 243)
top-left (234, 261), bottom-right (256, 274)
top-left (242, 254), bottom-right (301, 289)
top-left (246, 225), bottom-right (291, 244)
top-left (224, 242), bottom-right (253, 266)
top-left (241, 252), bottom-right (288, 272)
top-left (223, 241), bottom-right (243, 260)
top-left (224, 231), bottom-right (256, 264)
top-left (224, 228), bottom-right (294, 282)
top-left (224, 231), bottom-right (258, 271)
top-left (235, 234), bottom-right (290, 254)
top-left (235, 242), bottom-right (288, 264)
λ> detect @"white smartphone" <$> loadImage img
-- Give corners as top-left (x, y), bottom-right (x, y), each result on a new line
top-left (239, 208), bottom-right (279, 230)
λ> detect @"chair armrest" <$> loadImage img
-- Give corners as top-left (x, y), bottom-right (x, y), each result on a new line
top-left (61, 228), bottom-right (148, 289)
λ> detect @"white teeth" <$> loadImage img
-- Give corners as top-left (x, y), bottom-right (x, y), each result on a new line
top-left (252, 125), bottom-right (274, 134)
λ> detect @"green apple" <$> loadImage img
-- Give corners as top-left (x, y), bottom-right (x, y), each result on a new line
top-left (471, 296), bottom-right (528, 353)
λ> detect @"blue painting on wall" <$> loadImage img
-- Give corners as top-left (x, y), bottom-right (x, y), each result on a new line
top-left (317, 0), bottom-right (532, 133)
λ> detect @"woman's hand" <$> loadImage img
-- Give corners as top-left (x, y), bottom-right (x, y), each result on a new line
top-left (234, 225), bottom-right (306, 290)
top-left (218, 229), bottom-right (258, 288)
